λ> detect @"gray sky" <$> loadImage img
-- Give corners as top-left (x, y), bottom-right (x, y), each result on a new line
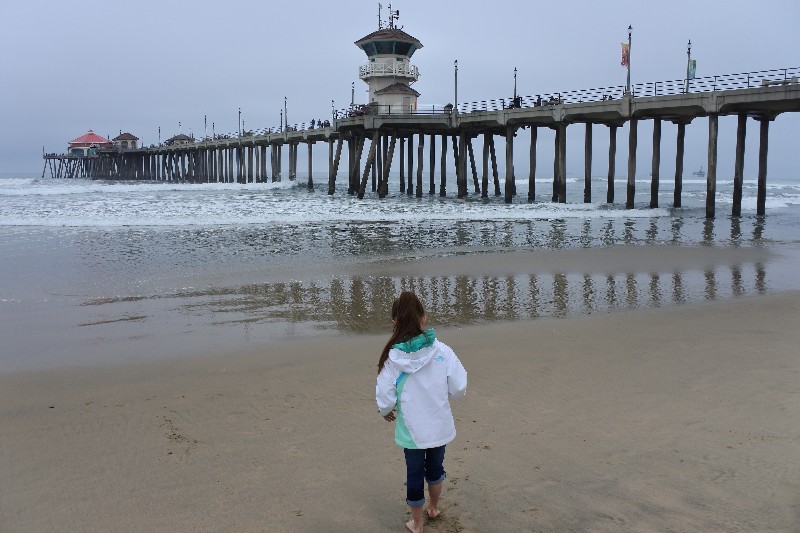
top-left (2, 0), bottom-right (799, 178)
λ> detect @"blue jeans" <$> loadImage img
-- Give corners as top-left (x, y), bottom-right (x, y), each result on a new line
top-left (404, 445), bottom-right (446, 507)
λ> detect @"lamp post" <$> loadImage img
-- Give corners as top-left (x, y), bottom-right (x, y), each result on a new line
top-left (351, 82), bottom-right (355, 106)
top-left (212, 122), bottom-right (215, 139)
top-left (204, 115), bottom-right (207, 140)
top-left (284, 97), bottom-right (288, 131)
top-left (685, 39), bottom-right (692, 93)
top-left (626, 25), bottom-right (632, 95)
top-left (238, 107), bottom-right (241, 137)
top-left (331, 99), bottom-right (335, 120)
top-left (158, 126), bottom-right (161, 145)
top-left (513, 67), bottom-right (517, 99)
top-left (454, 60), bottom-right (458, 113)
top-left (280, 110), bottom-right (283, 133)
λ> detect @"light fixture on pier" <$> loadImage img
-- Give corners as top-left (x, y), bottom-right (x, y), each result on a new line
top-left (454, 60), bottom-right (458, 113)
top-left (284, 97), bottom-right (288, 131)
top-left (685, 39), bottom-right (693, 93)
top-left (513, 67), bottom-right (517, 100)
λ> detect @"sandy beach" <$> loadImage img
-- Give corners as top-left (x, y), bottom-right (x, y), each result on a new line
top-left (2, 288), bottom-right (799, 532)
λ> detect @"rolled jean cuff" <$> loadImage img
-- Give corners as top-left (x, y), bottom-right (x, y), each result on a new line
top-left (427, 472), bottom-right (446, 486)
top-left (407, 497), bottom-right (426, 508)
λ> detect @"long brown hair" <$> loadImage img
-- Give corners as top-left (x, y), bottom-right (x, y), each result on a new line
top-left (377, 291), bottom-right (426, 373)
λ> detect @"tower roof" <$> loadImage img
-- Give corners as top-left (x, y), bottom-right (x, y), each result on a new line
top-left (166, 134), bottom-right (193, 143)
top-left (354, 28), bottom-right (422, 49)
top-left (374, 82), bottom-right (421, 96)
top-left (113, 132), bottom-right (139, 141)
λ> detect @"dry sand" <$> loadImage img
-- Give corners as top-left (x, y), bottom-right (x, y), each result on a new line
top-left (2, 291), bottom-right (799, 532)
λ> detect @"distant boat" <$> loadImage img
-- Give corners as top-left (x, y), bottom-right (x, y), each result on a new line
top-left (693, 166), bottom-right (706, 178)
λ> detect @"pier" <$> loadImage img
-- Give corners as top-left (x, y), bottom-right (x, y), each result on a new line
top-left (42, 13), bottom-right (800, 219)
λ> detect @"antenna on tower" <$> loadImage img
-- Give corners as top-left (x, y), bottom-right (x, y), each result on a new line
top-left (378, 3), bottom-right (383, 29)
top-left (387, 4), bottom-right (400, 29)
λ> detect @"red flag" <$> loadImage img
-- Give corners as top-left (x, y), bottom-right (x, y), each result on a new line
top-left (621, 43), bottom-right (630, 67)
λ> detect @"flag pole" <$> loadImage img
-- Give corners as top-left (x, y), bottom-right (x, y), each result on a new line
top-left (626, 25), bottom-right (632, 94)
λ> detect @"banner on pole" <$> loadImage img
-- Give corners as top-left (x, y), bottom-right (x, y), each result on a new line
top-left (688, 59), bottom-right (697, 79)
top-left (621, 43), bottom-right (630, 67)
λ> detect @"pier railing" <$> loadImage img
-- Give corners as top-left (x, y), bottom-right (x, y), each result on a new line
top-left (333, 103), bottom-right (451, 119)
top-left (457, 66), bottom-right (800, 113)
top-left (358, 62), bottom-right (420, 80)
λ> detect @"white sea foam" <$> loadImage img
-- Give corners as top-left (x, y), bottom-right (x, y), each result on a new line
top-left (1, 176), bottom-right (797, 228)
top-left (0, 178), bottom-right (297, 196)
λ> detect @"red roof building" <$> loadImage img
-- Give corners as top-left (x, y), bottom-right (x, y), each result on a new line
top-left (68, 130), bottom-right (112, 156)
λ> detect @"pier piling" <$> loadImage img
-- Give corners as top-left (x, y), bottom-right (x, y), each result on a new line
top-left (504, 126), bottom-right (515, 204)
top-left (607, 125), bottom-right (618, 204)
top-left (584, 123), bottom-right (592, 203)
top-left (626, 119), bottom-right (638, 209)
top-left (706, 114), bottom-right (719, 219)
top-left (733, 114), bottom-right (747, 216)
top-left (757, 117), bottom-right (771, 216)
top-left (674, 122), bottom-right (686, 207)
top-left (650, 119), bottom-right (661, 208)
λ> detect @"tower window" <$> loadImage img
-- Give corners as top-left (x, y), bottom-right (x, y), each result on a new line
top-left (394, 42), bottom-right (412, 56)
top-left (375, 41), bottom-right (393, 55)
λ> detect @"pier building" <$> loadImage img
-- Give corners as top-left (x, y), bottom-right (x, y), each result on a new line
top-left (42, 11), bottom-right (800, 218)
top-left (112, 132), bottom-right (139, 150)
top-left (67, 130), bottom-right (111, 156)
top-left (355, 6), bottom-right (422, 115)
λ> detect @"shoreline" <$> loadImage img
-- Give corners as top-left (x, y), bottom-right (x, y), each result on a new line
top-left (2, 291), bottom-right (799, 531)
top-left (3, 242), bottom-right (797, 375)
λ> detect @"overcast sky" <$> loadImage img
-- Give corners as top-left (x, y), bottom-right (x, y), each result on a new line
top-left (1, 0), bottom-right (798, 178)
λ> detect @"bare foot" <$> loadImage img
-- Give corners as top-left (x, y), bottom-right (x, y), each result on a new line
top-left (426, 507), bottom-right (441, 520)
top-left (405, 518), bottom-right (423, 533)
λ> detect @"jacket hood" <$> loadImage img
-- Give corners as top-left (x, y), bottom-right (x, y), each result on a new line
top-left (388, 329), bottom-right (438, 374)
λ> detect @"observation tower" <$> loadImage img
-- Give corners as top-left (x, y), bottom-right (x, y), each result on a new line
top-left (354, 5), bottom-right (422, 114)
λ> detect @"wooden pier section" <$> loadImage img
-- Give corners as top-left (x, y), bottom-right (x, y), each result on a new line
top-left (43, 67), bottom-right (800, 218)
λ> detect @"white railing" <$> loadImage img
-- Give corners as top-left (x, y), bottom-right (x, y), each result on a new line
top-left (359, 62), bottom-right (419, 81)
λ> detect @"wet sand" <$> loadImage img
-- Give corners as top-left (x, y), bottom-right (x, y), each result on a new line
top-left (2, 289), bottom-right (799, 531)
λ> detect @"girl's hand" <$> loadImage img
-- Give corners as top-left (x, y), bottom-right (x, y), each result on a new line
top-left (383, 411), bottom-right (396, 422)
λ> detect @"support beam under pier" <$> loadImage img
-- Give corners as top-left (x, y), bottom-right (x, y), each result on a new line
top-left (607, 125), bottom-right (617, 203)
top-left (529, 127), bottom-right (537, 203)
top-left (504, 125), bottom-right (515, 204)
top-left (650, 119), bottom-right (661, 208)
top-left (757, 117), bottom-right (771, 216)
top-left (732, 114), bottom-right (747, 217)
top-left (626, 119), bottom-right (637, 209)
top-left (584, 123), bottom-right (591, 203)
top-left (674, 122), bottom-right (686, 207)
top-left (706, 114), bottom-right (719, 219)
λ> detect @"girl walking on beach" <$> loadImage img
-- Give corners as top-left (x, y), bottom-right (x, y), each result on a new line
top-left (376, 292), bottom-right (468, 533)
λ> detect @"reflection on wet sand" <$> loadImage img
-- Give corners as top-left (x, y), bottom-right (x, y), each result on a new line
top-left (73, 214), bottom-right (785, 339)
top-left (150, 260), bottom-right (772, 335)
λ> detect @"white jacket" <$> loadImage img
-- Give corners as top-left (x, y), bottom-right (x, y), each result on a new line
top-left (376, 330), bottom-right (468, 449)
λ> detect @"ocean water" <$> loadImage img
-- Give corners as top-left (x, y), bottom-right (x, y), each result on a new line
top-left (1, 173), bottom-right (799, 372)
